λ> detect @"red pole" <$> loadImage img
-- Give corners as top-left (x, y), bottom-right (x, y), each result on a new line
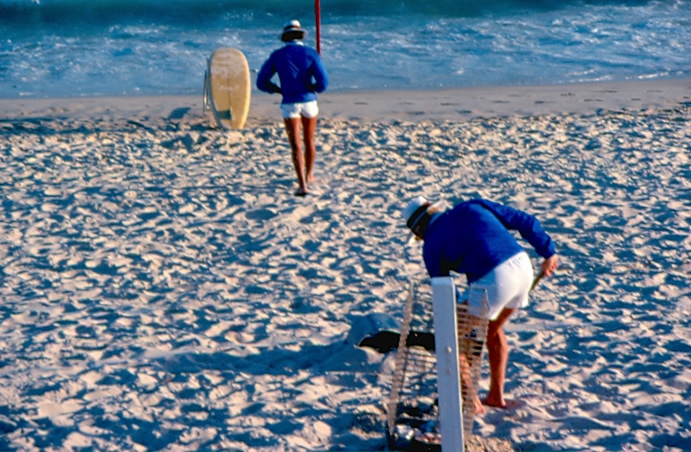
top-left (315, 0), bottom-right (321, 54)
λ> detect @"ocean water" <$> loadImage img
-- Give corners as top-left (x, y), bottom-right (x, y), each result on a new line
top-left (0, 0), bottom-right (689, 98)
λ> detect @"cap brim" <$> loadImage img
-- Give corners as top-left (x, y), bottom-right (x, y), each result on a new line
top-left (406, 231), bottom-right (423, 245)
top-left (281, 30), bottom-right (306, 40)
top-left (406, 230), bottom-right (415, 245)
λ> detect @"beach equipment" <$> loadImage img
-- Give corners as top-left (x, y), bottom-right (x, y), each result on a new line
top-left (384, 278), bottom-right (490, 451)
top-left (352, 314), bottom-right (436, 355)
top-left (531, 270), bottom-right (545, 291)
top-left (314, 0), bottom-right (322, 54)
top-left (357, 272), bottom-right (544, 355)
top-left (380, 270), bottom-right (545, 450)
top-left (203, 48), bottom-right (251, 129)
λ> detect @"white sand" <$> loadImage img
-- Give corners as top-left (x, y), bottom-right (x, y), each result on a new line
top-left (0, 79), bottom-right (689, 451)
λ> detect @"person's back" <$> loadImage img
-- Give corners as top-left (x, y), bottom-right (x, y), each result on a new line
top-left (260, 43), bottom-right (327, 104)
top-left (423, 199), bottom-right (548, 281)
top-left (255, 20), bottom-right (329, 196)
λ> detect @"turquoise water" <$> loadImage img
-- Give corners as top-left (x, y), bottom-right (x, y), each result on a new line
top-left (1, 0), bottom-right (689, 97)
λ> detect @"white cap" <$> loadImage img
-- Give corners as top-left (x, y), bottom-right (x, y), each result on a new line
top-left (402, 196), bottom-right (450, 244)
top-left (281, 20), bottom-right (306, 41)
top-left (402, 196), bottom-right (429, 226)
top-left (402, 196), bottom-right (430, 244)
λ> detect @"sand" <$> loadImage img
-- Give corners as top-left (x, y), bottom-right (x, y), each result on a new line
top-left (0, 79), bottom-right (689, 451)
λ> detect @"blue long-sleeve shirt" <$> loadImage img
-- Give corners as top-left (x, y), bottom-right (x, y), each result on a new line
top-left (256, 41), bottom-right (328, 104)
top-left (422, 199), bottom-right (556, 282)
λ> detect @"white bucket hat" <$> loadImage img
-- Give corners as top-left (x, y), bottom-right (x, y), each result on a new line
top-left (402, 196), bottom-right (447, 243)
top-left (281, 20), bottom-right (307, 41)
top-left (402, 196), bottom-right (430, 229)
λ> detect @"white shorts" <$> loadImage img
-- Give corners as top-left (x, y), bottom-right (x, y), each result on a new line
top-left (465, 252), bottom-right (534, 321)
top-left (281, 101), bottom-right (319, 119)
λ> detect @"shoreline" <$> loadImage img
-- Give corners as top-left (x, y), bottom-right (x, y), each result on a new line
top-left (1, 78), bottom-right (689, 125)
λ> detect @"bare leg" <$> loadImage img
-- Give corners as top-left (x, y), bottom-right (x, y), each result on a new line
top-left (301, 115), bottom-right (318, 183)
top-left (482, 307), bottom-right (517, 409)
top-left (459, 341), bottom-right (485, 415)
top-left (284, 117), bottom-right (308, 195)
top-left (457, 305), bottom-right (485, 414)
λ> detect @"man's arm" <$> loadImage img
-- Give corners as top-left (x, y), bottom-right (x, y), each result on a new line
top-left (485, 200), bottom-right (559, 277)
top-left (480, 199), bottom-right (556, 258)
top-left (423, 245), bottom-right (450, 278)
top-left (310, 53), bottom-right (329, 93)
top-left (256, 57), bottom-right (282, 94)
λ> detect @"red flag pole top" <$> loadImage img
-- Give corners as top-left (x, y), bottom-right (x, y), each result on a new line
top-left (315, 0), bottom-right (321, 54)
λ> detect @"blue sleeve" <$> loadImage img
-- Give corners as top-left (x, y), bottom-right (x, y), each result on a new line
top-left (479, 200), bottom-right (556, 258)
top-left (256, 55), bottom-right (281, 94)
top-left (423, 243), bottom-right (448, 278)
top-left (310, 55), bottom-right (328, 93)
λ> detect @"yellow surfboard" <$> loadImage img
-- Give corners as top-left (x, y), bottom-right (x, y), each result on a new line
top-left (203, 48), bottom-right (251, 129)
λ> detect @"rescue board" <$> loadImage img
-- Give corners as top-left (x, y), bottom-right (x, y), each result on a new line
top-left (203, 48), bottom-right (251, 129)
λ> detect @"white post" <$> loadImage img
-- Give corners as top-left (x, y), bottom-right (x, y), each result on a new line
top-left (431, 277), bottom-right (464, 452)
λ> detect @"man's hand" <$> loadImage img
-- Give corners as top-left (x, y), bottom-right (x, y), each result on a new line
top-left (541, 254), bottom-right (559, 277)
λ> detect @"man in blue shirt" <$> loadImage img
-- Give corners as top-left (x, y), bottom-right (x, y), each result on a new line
top-left (257, 20), bottom-right (329, 196)
top-left (402, 195), bottom-right (559, 413)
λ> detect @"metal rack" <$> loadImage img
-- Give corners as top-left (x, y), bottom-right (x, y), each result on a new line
top-left (386, 279), bottom-right (489, 450)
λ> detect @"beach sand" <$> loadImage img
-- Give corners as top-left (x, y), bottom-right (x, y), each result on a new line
top-left (0, 79), bottom-right (689, 451)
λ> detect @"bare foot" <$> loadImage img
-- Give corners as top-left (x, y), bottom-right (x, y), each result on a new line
top-left (294, 188), bottom-right (308, 197)
top-left (469, 397), bottom-right (486, 415)
top-left (481, 397), bottom-right (523, 410)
